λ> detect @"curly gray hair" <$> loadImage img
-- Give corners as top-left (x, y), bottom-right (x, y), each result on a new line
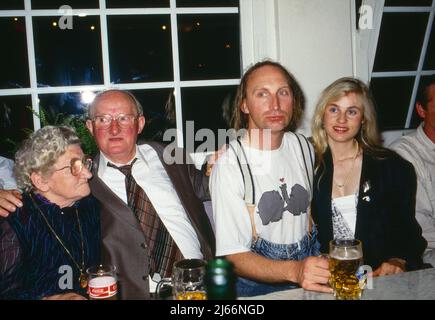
top-left (14, 126), bottom-right (81, 192)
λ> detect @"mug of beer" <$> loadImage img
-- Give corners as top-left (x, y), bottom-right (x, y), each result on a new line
top-left (87, 264), bottom-right (118, 300)
top-left (329, 239), bottom-right (363, 300)
top-left (157, 259), bottom-right (207, 300)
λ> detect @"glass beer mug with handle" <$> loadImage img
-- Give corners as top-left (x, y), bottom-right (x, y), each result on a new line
top-left (156, 259), bottom-right (207, 300)
top-left (329, 239), bottom-right (364, 300)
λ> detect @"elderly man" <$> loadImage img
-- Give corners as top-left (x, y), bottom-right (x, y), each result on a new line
top-left (0, 89), bottom-right (215, 300)
top-left (390, 75), bottom-right (435, 267)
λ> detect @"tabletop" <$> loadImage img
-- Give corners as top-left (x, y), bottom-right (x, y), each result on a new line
top-left (239, 267), bottom-right (435, 300)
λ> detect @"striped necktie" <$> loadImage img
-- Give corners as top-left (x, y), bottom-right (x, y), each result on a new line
top-left (107, 159), bottom-right (183, 278)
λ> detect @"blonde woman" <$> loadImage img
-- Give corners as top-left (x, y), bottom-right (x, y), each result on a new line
top-left (311, 77), bottom-right (426, 276)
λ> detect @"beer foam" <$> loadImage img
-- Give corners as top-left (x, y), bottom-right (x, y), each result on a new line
top-left (330, 247), bottom-right (362, 260)
top-left (89, 276), bottom-right (116, 288)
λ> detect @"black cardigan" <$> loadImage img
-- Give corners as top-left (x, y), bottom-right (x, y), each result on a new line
top-left (312, 148), bottom-right (426, 271)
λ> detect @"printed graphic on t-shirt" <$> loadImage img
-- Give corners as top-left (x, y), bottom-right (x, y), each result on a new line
top-left (257, 180), bottom-right (309, 225)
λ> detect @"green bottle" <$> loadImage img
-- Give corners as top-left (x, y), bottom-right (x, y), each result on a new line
top-left (205, 258), bottom-right (237, 300)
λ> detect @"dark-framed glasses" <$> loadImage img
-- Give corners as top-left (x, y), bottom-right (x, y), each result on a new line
top-left (92, 114), bottom-right (138, 129)
top-left (54, 157), bottom-right (93, 176)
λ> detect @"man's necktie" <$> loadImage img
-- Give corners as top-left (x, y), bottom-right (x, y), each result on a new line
top-left (108, 159), bottom-right (182, 278)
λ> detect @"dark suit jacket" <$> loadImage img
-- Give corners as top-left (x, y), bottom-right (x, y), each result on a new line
top-left (312, 148), bottom-right (426, 271)
top-left (89, 142), bottom-right (215, 300)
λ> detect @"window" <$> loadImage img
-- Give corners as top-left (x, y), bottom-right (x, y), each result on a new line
top-left (369, 0), bottom-right (435, 130)
top-left (0, 0), bottom-right (240, 158)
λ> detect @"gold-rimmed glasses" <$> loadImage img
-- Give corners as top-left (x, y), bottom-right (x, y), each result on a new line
top-left (54, 157), bottom-right (93, 176)
top-left (92, 114), bottom-right (138, 129)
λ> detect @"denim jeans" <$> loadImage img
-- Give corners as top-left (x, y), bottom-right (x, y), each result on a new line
top-left (236, 225), bottom-right (320, 297)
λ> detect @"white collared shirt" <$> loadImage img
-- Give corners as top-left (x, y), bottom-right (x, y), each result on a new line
top-left (98, 145), bottom-right (203, 290)
top-left (390, 123), bottom-right (435, 252)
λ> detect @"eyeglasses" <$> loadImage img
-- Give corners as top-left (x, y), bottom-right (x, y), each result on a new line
top-left (54, 158), bottom-right (93, 176)
top-left (92, 114), bottom-right (138, 129)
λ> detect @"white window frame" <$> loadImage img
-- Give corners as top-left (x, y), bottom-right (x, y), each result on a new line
top-left (0, 0), bottom-right (241, 148)
top-left (367, 0), bottom-right (435, 128)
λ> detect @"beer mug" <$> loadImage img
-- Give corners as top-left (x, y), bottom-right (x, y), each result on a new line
top-left (156, 259), bottom-right (207, 300)
top-left (87, 264), bottom-right (118, 300)
top-left (329, 239), bottom-right (364, 300)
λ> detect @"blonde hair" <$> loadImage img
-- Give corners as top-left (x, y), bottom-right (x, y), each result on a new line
top-left (311, 77), bottom-right (386, 171)
top-left (231, 60), bottom-right (304, 131)
top-left (14, 126), bottom-right (81, 192)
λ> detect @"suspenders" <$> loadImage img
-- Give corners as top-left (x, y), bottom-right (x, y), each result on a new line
top-left (229, 133), bottom-right (315, 239)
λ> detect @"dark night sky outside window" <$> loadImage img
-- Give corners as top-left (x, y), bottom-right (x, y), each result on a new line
top-left (108, 15), bottom-right (173, 84)
top-left (33, 16), bottom-right (103, 87)
top-left (0, 17), bottom-right (29, 89)
top-left (424, 18), bottom-right (435, 69)
top-left (370, 77), bottom-right (415, 130)
top-left (178, 14), bottom-right (241, 81)
top-left (0, 1), bottom-right (240, 155)
top-left (182, 85), bottom-right (237, 150)
top-left (129, 88), bottom-right (174, 142)
top-left (384, 0), bottom-right (432, 6)
top-left (373, 13), bottom-right (428, 72)
top-left (176, 0), bottom-right (239, 7)
top-left (38, 92), bottom-right (87, 118)
top-left (31, 0), bottom-right (99, 9)
top-left (0, 0), bottom-right (24, 10)
top-left (106, 0), bottom-right (169, 8)
top-left (0, 95), bottom-right (33, 158)
top-left (370, 1), bottom-right (434, 131)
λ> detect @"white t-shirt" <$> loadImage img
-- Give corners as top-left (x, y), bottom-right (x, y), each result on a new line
top-left (210, 132), bottom-right (313, 257)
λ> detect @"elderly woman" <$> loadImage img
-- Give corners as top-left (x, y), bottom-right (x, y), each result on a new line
top-left (0, 126), bottom-right (100, 300)
top-left (311, 77), bottom-right (426, 276)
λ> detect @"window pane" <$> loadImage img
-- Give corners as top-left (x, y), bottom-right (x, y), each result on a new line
top-left (178, 14), bottom-right (241, 80)
top-left (108, 15), bottom-right (173, 84)
top-left (410, 74), bottom-right (435, 127)
top-left (106, 0), bottom-right (169, 8)
top-left (176, 0), bottom-right (239, 7)
top-left (38, 92), bottom-right (87, 118)
top-left (0, 95), bottom-right (33, 159)
top-left (373, 13), bottom-right (428, 72)
top-left (0, 0), bottom-right (24, 10)
top-left (182, 85), bottom-right (237, 151)
top-left (129, 88), bottom-right (174, 142)
top-left (423, 18), bottom-right (435, 70)
top-left (38, 92), bottom-right (99, 156)
top-left (0, 17), bottom-right (29, 89)
top-left (384, 0), bottom-right (432, 6)
top-left (370, 77), bottom-right (415, 130)
top-left (31, 0), bottom-right (98, 9)
top-left (33, 16), bottom-right (103, 87)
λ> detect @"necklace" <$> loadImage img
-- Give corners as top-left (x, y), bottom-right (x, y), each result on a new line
top-left (333, 141), bottom-right (360, 189)
top-left (30, 195), bottom-right (88, 289)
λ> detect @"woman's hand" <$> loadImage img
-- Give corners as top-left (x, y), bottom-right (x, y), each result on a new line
top-left (43, 293), bottom-right (87, 300)
top-left (371, 258), bottom-right (406, 277)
